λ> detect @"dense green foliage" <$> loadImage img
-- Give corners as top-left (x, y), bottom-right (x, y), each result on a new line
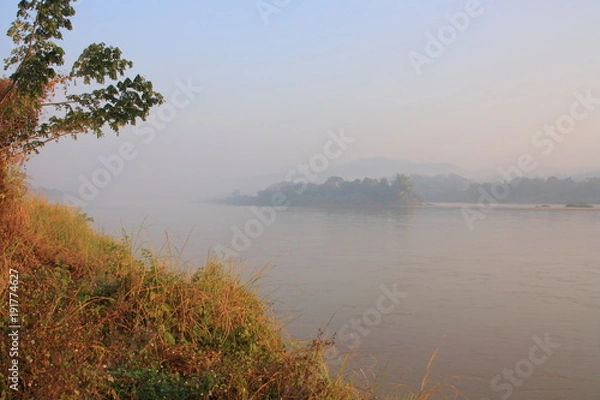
top-left (224, 175), bottom-right (421, 206)
top-left (0, 0), bottom-right (163, 160)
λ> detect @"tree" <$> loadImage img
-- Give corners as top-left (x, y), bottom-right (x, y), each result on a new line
top-left (0, 0), bottom-right (164, 161)
top-left (391, 173), bottom-right (411, 194)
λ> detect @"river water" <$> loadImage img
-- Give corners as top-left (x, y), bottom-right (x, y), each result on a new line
top-left (86, 200), bottom-right (600, 399)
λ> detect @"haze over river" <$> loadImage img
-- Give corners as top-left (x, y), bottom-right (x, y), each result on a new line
top-left (86, 200), bottom-right (600, 400)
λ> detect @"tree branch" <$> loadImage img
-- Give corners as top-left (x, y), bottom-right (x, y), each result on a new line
top-left (5, 129), bottom-right (81, 160)
top-left (41, 100), bottom-right (77, 107)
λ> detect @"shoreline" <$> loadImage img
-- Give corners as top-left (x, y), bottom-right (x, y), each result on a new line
top-left (420, 203), bottom-right (600, 211)
top-left (211, 200), bottom-right (600, 211)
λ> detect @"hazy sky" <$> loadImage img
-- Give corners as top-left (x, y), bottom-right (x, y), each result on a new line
top-left (2, 0), bottom-right (599, 200)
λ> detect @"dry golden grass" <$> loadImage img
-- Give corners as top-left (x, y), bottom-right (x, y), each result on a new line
top-left (0, 172), bottom-right (461, 399)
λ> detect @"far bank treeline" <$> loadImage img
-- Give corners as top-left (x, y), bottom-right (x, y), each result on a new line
top-left (410, 174), bottom-right (600, 205)
top-left (223, 174), bottom-right (421, 206)
top-left (220, 174), bottom-right (600, 207)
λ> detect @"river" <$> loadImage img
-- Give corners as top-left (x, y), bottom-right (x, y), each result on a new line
top-left (85, 200), bottom-right (600, 399)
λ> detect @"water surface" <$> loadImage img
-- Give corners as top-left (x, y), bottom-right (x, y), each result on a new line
top-left (87, 200), bottom-right (600, 399)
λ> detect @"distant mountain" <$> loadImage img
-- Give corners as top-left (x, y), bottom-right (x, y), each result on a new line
top-left (327, 157), bottom-right (468, 181)
top-left (201, 158), bottom-right (469, 200)
top-left (202, 157), bottom-right (600, 201)
top-left (201, 158), bottom-right (468, 199)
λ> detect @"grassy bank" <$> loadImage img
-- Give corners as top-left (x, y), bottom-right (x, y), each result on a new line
top-left (0, 177), bottom-right (458, 399)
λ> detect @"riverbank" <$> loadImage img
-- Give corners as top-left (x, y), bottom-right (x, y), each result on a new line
top-left (421, 203), bottom-right (600, 211)
top-left (0, 184), bottom-right (459, 398)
